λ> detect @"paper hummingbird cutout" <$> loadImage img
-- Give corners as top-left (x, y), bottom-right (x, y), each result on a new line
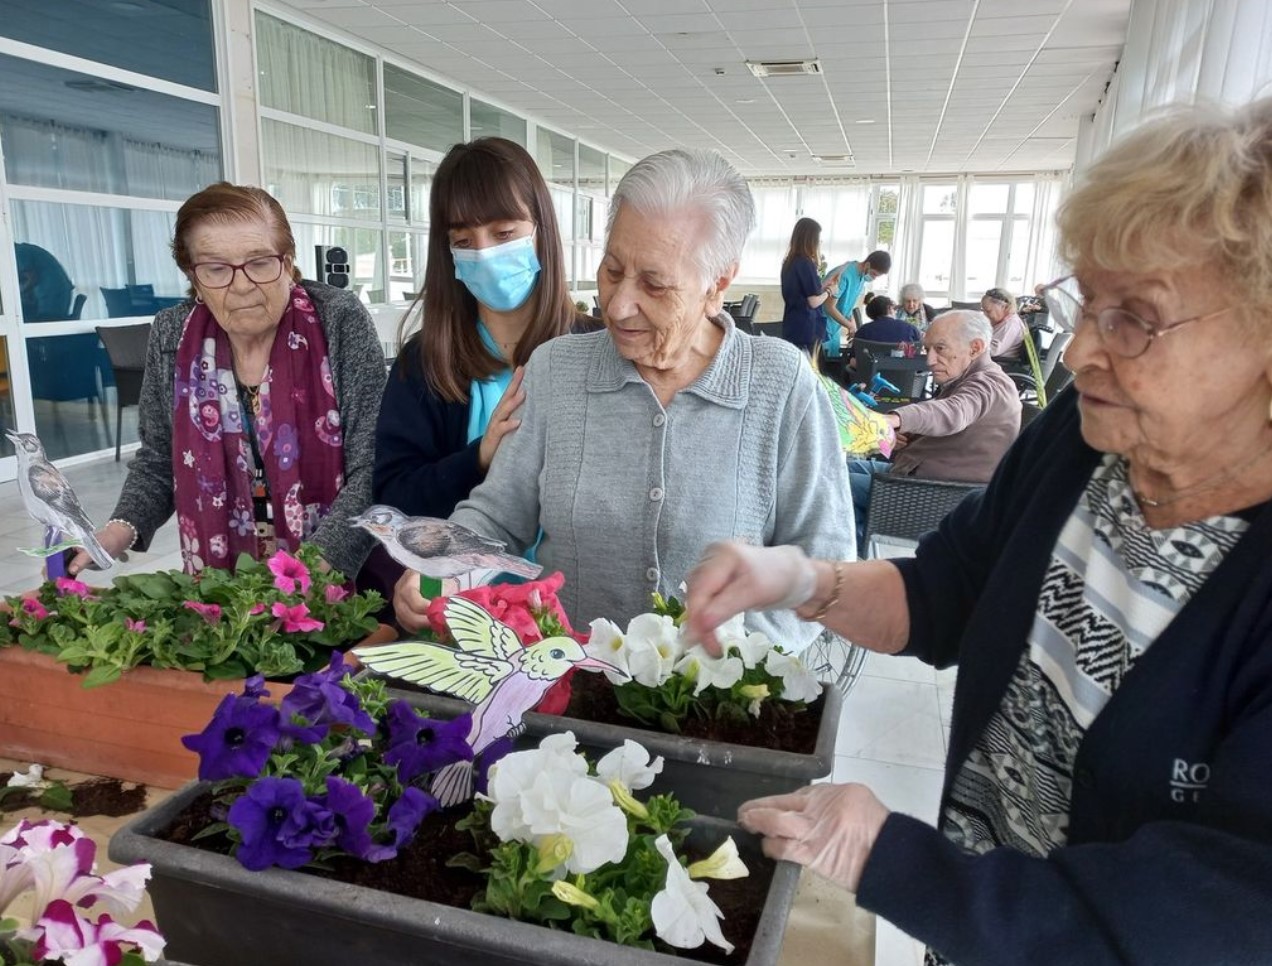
top-left (817, 375), bottom-right (897, 459)
top-left (7, 430), bottom-right (113, 575)
top-left (354, 595), bottom-right (625, 806)
top-left (349, 506), bottom-right (541, 585)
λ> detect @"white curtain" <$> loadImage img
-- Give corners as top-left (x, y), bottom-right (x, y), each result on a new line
top-left (738, 185), bottom-right (798, 283)
top-left (12, 201), bottom-right (130, 320)
top-left (892, 175), bottom-right (924, 294)
top-left (255, 12), bottom-right (376, 134)
top-left (1, 117), bottom-right (116, 193)
top-left (801, 182), bottom-right (872, 274)
top-left (1023, 175), bottom-right (1066, 286)
top-left (261, 118), bottom-right (381, 219)
top-left (122, 139), bottom-right (220, 201)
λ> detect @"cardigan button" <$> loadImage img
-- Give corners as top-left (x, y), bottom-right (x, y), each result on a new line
top-left (649, 487), bottom-right (664, 501)
top-left (646, 567), bottom-right (659, 582)
top-left (653, 413), bottom-right (666, 427)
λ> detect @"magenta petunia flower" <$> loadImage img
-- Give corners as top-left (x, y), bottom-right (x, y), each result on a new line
top-left (183, 600), bottom-right (222, 624)
top-left (124, 618), bottom-right (146, 633)
top-left (268, 550), bottom-right (312, 595)
top-left (20, 598), bottom-right (48, 619)
top-left (271, 601), bottom-right (324, 633)
top-left (54, 577), bottom-right (93, 598)
top-left (324, 583), bottom-right (349, 604)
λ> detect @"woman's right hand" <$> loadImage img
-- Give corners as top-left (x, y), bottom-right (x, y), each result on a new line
top-left (63, 521), bottom-right (135, 578)
top-left (684, 541), bottom-right (818, 655)
top-left (393, 568), bottom-right (433, 633)
top-left (478, 366), bottom-right (526, 472)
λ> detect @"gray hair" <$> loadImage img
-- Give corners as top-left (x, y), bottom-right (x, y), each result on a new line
top-left (607, 148), bottom-right (757, 289)
top-left (899, 282), bottom-right (925, 302)
top-left (935, 309), bottom-right (993, 349)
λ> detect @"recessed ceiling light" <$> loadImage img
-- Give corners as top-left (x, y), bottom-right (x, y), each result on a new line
top-left (736, 98), bottom-right (756, 104)
top-left (855, 119), bottom-right (876, 125)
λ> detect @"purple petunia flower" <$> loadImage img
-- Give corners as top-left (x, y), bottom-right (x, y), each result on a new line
top-left (242, 674), bottom-right (271, 701)
top-left (181, 693), bottom-right (280, 781)
top-left (319, 775), bottom-right (377, 859)
top-left (383, 703), bottom-right (474, 783)
top-left (278, 653), bottom-right (375, 741)
top-left (228, 777), bottom-right (327, 871)
top-left (364, 787), bottom-right (439, 862)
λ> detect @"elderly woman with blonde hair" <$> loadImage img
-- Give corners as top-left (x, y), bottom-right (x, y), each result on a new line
top-left (683, 97), bottom-right (1272, 963)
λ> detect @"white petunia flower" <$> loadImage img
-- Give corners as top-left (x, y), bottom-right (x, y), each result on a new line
top-left (673, 645), bottom-right (744, 696)
top-left (732, 629), bottom-right (775, 669)
top-left (623, 613), bottom-right (683, 687)
top-left (486, 732), bottom-right (629, 875)
top-left (650, 834), bottom-right (733, 954)
top-left (765, 649), bottom-right (823, 704)
top-left (595, 740), bottom-right (664, 791)
top-left (688, 837), bottom-right (749, 881)
top-left (583, 618), bottom-right (631, 686)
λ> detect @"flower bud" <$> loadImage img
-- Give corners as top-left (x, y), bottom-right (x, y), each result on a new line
top-left (535, 833), bottom-right (574, 874)
top-left (606, 779), bottom-right (649, 820)
top-left (551, 879), bottom-right (600, 910)
top-left (688, 837), bottom-right (749, 880)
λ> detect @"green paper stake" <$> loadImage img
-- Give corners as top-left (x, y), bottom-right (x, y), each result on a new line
top-left (419, 574), bottom-right (443, 599)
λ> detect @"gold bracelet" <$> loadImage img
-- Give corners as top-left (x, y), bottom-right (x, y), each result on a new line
top-left (806, 561), bottom-right (844, 622)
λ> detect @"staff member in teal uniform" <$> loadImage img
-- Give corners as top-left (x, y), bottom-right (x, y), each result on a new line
top-left (373, 137), bottom-right (591, 525)
top-left (821, 249), bottom-right (891, 360)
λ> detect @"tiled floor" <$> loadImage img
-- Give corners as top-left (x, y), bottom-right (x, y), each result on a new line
top-left (0, 456), bottom-right (951, 966)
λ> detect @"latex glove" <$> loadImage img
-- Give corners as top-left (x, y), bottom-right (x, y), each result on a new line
top-left (684, 541), bottom-right (817, 655)
top-left (738, 784), bottom-right (889, 894)
top-left (392, 568), bottom-right (432, 633)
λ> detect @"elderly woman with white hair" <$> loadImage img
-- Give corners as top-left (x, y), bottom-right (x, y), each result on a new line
top-left (897, 282), bottom-right (937, 331)
top-left (393, 147), bottom-right (854, 649)
top-left (685, 98), bottom-right (1272, 964)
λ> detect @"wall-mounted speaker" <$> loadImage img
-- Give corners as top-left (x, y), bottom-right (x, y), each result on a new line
top-left (315, 245), bottom-right (350, 288)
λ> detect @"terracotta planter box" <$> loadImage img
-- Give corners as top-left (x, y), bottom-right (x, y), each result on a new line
top-left (0, 625), bottom-right (395, 789)
top-left (110, 781), bottom-right (800, 966)
top-left (381, 682), bottom-right (841, 820)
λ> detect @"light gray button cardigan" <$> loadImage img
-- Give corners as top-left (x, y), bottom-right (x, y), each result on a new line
top-left (452, 317), bottom-right (856, 650)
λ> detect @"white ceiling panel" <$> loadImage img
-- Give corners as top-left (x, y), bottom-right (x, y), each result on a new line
top-left (278, 0), bottom-right (1131, 175)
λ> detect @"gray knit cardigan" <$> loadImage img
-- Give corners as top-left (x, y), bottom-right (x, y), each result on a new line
top-left (110, 281), bottom-right (386, 576)
top-left (452, 317), bottom-right (856, 650)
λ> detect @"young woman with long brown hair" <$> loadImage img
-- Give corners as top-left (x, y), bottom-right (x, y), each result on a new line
top-left (780, 216), bottom-right (835, 354)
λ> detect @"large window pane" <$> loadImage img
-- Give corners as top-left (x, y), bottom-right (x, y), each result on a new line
top-left (470, 99), bottom-right (526, 146)
top-left (292, 224), bottom-right (382, 303)
top-left (12, 201), bottom-right (183, 322)
top-left (384, 64), bottom-right (462, 152)
top-left (537, 129), bottom-right (574, 190)
top-left (548, 186), bottom-right (574, 241)
top-left (579, 145), bottom-right (606, 194)
top-left (263, 119), bottom-right (381, 220)
top-left (28, 333), bottom-right (130, 461)
top-left (964, 220), bottom-right (1003, 295)
top-left (388, 230), bottom-right (427, 302)
top-left (923, 185), bottom-right (957, 214)
top-left (1005, 219), bottom-right (1031, 292)
top-left (969, 183), bottom-right (1010, 215)
top-left (918, 220), bottom-right (954, 294)
top-left (608, 158), bottom-right (630, 196)
top-left (0, 0), bottom-right (215, 92)
top-left (0, 55), bottom-right (221, 201)
top-left (256, 12), bottom-right (376, 134)
top-left (411, 158), bottom-right (435, 228)
top-left (1014, 182), bottom-right (1036, 213)
top-left (387, 152), bottom-right (408, 223)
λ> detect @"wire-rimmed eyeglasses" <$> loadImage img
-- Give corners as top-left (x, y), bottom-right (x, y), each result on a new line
top-left (191, 254), bottom-right (287, 289)
top-left (1040, 274), bottom-right (1231, 359)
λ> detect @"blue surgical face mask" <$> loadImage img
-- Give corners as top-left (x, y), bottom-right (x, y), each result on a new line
top-left (451, 233), bottom-right (541, 312)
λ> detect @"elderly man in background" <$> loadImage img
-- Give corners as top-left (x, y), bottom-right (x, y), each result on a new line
top-left (846, 310), bottom-right (1020, 543)
top-left (394, 147), bottom-right (854, 651)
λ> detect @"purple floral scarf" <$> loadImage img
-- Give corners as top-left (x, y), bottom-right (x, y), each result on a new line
top-left (171, 285), bottom-right (345, 571)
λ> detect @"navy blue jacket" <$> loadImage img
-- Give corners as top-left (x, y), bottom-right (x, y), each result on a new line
top-left (858, 389), bottom-right (1272, 964)
top-left (853, 316), bottom-right (921, 345)
top-left (780, 256), bottom-right (824, 349)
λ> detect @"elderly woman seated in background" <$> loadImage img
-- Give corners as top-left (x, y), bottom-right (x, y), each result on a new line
top-left (686, 97), bottom-right (1272, 965)
top-left (394, 148), bottom-right (854, 648)
top-left (69, 182), bottom-right (386, 579)
top-left (981, 286), bottom-right (1027, 360)
top-left (896, 282), bottom-right (937, 331)
top-left (846, 310), bottom-right (1020, 544)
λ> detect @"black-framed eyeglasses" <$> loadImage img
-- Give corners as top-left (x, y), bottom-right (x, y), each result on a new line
top-left (191, 254), bottom-right (287, 289)
top-left (1041, 274), bottom-right (1231, 359)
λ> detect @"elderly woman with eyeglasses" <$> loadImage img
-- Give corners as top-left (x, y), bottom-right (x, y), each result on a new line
top-left (68, 182), bottom-right (386, 579)
top-left (681, 98), bottom-right (1272, 964)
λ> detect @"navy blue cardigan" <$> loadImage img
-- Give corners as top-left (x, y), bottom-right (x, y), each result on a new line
top-left (858, 389), bottom-right (1272, 964)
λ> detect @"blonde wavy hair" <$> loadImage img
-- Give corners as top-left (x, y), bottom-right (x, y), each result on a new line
top-left (1058, 98), bottom-right (1272, 311)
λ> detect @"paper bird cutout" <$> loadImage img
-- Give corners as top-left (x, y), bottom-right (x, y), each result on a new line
top-left (355, 595), bottom-right (625, 805)
top-left (349, 506), bottom-right (541, 587)
top-left (7, 430), bottom-right (113, 574)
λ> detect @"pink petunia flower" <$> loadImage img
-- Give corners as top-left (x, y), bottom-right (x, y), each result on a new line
top-left (183, 601), bottom-right (223, 624)
top-left (268, 550), bottom-right (312, 595)
top-left (324, 584), bottom-right (349, 605)
top-left (248, 603), bottom-right (267, 616)
top-left (20, 598), bottom-right (49, 620)
top-left (34, 900), bottom-right (166, 965)
top-left (124, 618), bottom-right (146, 633)
top-left (54, 577), bottom-right (94, 599)
top-left (271, 601), bottom-right (324, 633)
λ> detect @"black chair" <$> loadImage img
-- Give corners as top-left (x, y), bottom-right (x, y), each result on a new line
top-left (69, 294), bottom-right (87, 320)
top-left (854, 339), bottom-right (929, 400)
top-left (863, 475), bottom-right (984, 558)
top-left (950, 299), bottom-right (982, 311)
top-left (96, 323), bottom-right (151, 461)
top-left (753, 321), bottom-right (784, 338)
top-left (101, 287), bottom-right (136, 318)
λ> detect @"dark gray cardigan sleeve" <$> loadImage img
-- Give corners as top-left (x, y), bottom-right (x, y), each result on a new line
top-left (110, 282), bottom-right (386, 576)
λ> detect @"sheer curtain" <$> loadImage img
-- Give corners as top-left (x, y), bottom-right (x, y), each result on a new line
top-left (1023, 175), bottom-right (1065, 287)
top-left (1, 117), bottom-right (115, 192)
top-left (892, 175), bottom-right (924, 294)
top-left (255, 11), bottom-right (376, 134)
top-left (11, 201), bottom-right (130, 319)
top-left (738, 184), bottom-right (798, 283)
top-left (122, 139), bottom-right (220, 202)
top-left (802, 182), bottom-right (871, 273)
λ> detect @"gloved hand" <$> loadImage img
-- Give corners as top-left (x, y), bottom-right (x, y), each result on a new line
top-left (684, 542), bottom-right (817, 655)
top-left (392, 568), bottom-right (432, 633)
top-left (737, 783), bottom-right (889, 894)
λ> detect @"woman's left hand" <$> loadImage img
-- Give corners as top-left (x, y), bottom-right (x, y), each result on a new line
top-left (738, 784), bottom-right (889, 893)
top-left (478, 366), bottom-right (526, 472)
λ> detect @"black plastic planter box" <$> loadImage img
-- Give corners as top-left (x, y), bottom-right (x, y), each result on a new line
top-left (110, 782), bottom-right (800, 966)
